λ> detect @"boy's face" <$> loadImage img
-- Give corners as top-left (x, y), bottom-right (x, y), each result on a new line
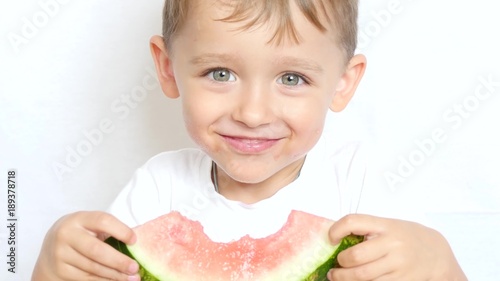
top-left (153, 0), bottom-right (365, 195)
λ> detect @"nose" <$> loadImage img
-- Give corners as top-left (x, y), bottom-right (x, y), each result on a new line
top-left (231, 84), bottom-right (274, 128)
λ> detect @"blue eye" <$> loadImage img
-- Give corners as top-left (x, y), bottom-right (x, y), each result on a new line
top-left (278, 73), bottom-right (305, 86)
top-left (208, 69), bottom-right (236, 82)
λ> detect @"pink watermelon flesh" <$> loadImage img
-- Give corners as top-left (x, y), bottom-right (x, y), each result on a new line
top-left (109, 210), bottom-right (363, 281)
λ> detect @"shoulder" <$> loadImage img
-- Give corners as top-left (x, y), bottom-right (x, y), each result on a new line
top-left (139, 148), bottom-right (213, 190)
top-left (289, 138), bottom-right (370, 218)
top-left (107, 148), bottom-right (212, 226)
top-left (307, 137), bottom-right (371, 174)
top-left (136, 148), bottom-right (213, 197)
top-left (142, 148), bottom-right (210, 173)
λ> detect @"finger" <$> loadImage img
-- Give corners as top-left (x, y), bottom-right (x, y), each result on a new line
top-left (329, 214), bottom-right (388, 244)
top-left (336, 234), bottom-right (390, 268)
top-left (67, 263), bottom-right (137, 281)
top-left (64, 243), bottom-right (140, 281)
top-left (77, 211), bottom-right (137, 245)
top-left (328, 254), bottom-right (396, 281)
top-left (69, 229), bottom-right (139, 276)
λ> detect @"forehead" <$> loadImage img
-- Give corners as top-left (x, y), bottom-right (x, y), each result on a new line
top-left (184, 0), bottom-right (339, 47)
top-left (170, 0), bottom-right (346, 73)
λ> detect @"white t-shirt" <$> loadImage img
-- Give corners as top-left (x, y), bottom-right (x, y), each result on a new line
top-left (108, 137), bottom-right (421, 242)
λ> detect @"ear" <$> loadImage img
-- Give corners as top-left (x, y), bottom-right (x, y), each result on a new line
top-left (330, 54), bottom-right (367, 112)
top-left (150, 35), bottom-right (180, 99)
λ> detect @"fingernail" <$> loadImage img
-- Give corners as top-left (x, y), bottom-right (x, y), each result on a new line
top-left (327, 269), bottom-right (333, 280)
top-left (127, 274), bottom-right (140, 281)
top-left (128, 262), bottom-right (139, 274)
top-left (129, 232), bottom-right (137, 244)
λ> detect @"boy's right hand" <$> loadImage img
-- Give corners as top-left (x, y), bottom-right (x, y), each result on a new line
top-left (31, 211), bottom-right (140, 281)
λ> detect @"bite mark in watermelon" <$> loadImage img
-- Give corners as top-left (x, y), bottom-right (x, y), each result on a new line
top-left (106, 210), bottom-right (363, 281)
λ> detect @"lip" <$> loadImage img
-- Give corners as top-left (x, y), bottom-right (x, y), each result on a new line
top-left (221, 135), bottom-right (281, 154)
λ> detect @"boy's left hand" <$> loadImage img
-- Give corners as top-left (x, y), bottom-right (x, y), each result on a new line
top-left (327, 214), bottom-right (467, 281)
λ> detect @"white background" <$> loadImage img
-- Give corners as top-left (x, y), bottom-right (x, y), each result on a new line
top-left (1, 0), bottom-right (500, 280)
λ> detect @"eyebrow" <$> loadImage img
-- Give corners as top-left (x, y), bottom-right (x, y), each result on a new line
top-left (273, 56), bottom-right (324, 74)
top-left (189, 53), bottom-right (323, 73)
top-left (189, 53), bottom-right (241, 66)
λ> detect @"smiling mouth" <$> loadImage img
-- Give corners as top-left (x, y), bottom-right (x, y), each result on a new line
top-left (221, 135), bottom-right (281, 154)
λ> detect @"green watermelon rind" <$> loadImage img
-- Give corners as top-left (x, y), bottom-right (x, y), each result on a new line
top-left (105, 234), bottom-right (363, 281)
top-left (106, 236), bottom-right (160, 281)
top-left (304, 234), bottom-right (364, 281)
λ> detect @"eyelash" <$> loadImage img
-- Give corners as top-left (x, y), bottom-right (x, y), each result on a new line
top-left (200, 67), bottom-right (232, 78)
top-left (279, 72), bottom-right (311, 86)
top-left (199, 68), bottom-right (312, 86)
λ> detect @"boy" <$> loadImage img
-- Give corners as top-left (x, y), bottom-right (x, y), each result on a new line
top-left (32, 0), bottom-right (467, 280)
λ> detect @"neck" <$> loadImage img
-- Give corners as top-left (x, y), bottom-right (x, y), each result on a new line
top-left (212, 157), bottom-right (305, 204)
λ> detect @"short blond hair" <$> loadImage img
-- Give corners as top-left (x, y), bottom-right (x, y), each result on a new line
top-left (162, 0), bottom-right (358, 59)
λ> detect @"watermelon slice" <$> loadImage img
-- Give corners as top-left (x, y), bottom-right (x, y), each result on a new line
top-left (106, 210), bottom-right (363, 281)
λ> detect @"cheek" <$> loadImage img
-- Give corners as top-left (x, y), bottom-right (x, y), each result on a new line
top-left (180, 81), bottom-right (207, 126)
top-left (300, 115), bottom-right (327, 146)
top-left (182, 96), bottom-right (206, 142)
top-left (181, 92), bottom-right (223, 152)
top-left (284, 98), bottom-right (330, 134)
